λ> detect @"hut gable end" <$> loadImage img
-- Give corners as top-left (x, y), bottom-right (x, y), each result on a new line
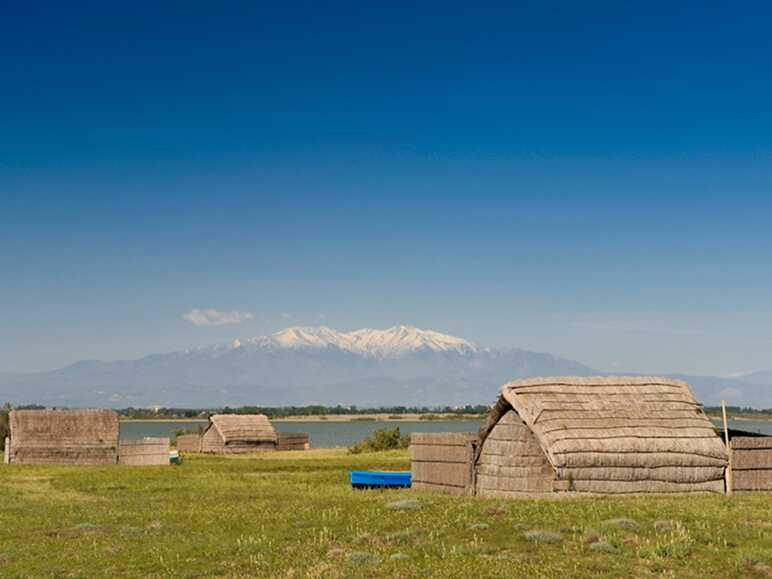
top-left (475, 409), bottom-right (555, 497)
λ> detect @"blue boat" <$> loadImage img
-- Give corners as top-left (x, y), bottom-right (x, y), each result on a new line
top-left (350, 470), bottom-right (412, 489)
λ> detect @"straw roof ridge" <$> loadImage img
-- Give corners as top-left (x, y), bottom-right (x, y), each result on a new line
top-left (500, 375), bottom-right (693, 390)
top-left (10, 409), bottom-right (119, 443)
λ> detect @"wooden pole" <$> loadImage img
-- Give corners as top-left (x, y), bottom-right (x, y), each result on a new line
top-left (721, 400), bottom-right (733, 496)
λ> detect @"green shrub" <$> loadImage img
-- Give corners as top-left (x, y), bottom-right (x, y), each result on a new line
top-left (349, 427), bottom-right (409, 454)
top-left (0, 409), bottom-right (9, 451)
top-left (171, 426), bottom-right (203, 437)
top-left (418, 413), bottom-right (443, 421)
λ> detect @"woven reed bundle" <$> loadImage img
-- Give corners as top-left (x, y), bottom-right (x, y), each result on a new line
top-left (276, 432), bottom-right (310, 450)
top-left (731, 436), bottom-right (772, 492)
top-left (118, 437), bottom-right (170, 465)
top-left (410, 432), bottom-right (477, 495)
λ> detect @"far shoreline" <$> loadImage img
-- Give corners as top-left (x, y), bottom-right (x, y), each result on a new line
top-left (120, 413), bottom-right (484, 423)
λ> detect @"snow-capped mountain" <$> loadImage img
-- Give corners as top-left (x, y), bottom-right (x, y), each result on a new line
top-left (231, 325), bottom-right (478, 357)
top-left (0, 325), bottom-right (768, 408)
top-left (0, 325), bottom-right (591, 407)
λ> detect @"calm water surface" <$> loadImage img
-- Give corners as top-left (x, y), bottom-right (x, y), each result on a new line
top-left (121, 418), bottom-right (772, 448)
top-left (710, 418), bottom-right (772, 436)
top-left (120, 420), bottom-right (479, 448)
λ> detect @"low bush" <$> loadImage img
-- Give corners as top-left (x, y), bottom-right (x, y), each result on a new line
top-left (418, 414), bottom-right (443, 421)
top-left (0, 408), bottom-right (9, 450)
top-left (171, 426), bottom-right (203, 437)
top-left (349, 427), bottom-right (409, 454)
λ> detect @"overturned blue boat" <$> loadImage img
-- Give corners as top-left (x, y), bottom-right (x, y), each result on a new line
top-left (350, 470), bottom-right (412, 489)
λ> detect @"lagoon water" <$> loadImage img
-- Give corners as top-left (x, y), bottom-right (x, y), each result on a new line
top-left (120, 419), bottom-right (479, 448)
top-left (121, 417), bottom-right (772, 448)
top-left (710, 418), bottom-right (772, 436)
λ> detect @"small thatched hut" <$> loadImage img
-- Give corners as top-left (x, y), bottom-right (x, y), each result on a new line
top-left (8, 410), bottom-right (120, 465)
top-left (200, 414), bottom-right (278, 453)
top-left (412, 376), bottom-right (730, 496)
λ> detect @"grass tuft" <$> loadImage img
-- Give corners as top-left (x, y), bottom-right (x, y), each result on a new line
top-left (590, 542), bottom-right (620, 554)
top-left (524, 530), bottom-right (562, 544)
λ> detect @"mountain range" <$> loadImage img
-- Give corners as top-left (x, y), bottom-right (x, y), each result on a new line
top-left (0, 325), bottom-right (769, 408)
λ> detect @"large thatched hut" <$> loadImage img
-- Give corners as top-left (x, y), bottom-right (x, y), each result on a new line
top-left (200, 414), bottom-right (278, 453)
top-left (8, 410), bottom-right (120, 465)
top-left (412, 376), bottom-right (729, 496)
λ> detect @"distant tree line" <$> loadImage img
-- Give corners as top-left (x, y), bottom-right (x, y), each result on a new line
top-left (117, 404), bottom-right (491, 420)
top-left (703, 406), bottom-right (772, 417)
top-left (2, 402), bottom-right (771, 423)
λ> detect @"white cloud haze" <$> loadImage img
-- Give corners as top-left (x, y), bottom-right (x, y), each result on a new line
top-left (183, 308), bottom-right (254, 326)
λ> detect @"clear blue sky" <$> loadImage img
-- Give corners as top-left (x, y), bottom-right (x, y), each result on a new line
top-left (2, 1), bottom-right (772, 376)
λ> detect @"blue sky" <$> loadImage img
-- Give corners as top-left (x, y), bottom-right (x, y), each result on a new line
top-left (2, 2), bottom-right (772, 376)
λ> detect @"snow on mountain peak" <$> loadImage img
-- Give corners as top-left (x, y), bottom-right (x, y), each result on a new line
top-left (239, 325), bottom-right (478, 357)
top-left (271, 326), bottom-right (358, 350)
top-left (349, 325), bottom-right (478, 356)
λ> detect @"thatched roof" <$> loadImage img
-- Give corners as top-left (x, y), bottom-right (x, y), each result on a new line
top-left (481, 376), bottom-right (727, 471)
top-left (10, 410), bottom-right (119, 445)
top-left (207, 414), bottom-right (277, 444)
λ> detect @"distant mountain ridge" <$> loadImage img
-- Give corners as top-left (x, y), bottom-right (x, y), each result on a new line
top-left (0, 325), bottom-right (769, 408)
top-left (224, 325), bottom-right (479, 357)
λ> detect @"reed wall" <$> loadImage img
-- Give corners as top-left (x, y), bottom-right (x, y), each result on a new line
top-left (118, 437), bottom-right (170, 465)
top-left (732, 437), bottom-right (772, 492)
top-left (276, 432), bottom-right (310, 451)
top-left (410, 432), bottom-right (476, 495)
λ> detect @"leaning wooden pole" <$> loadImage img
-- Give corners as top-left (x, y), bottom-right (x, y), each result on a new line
top-left (721, 400), bottom-right (733, 496)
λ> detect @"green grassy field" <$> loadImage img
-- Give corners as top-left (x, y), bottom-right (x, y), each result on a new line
top-left (0, 450), bottom-right (770, 578)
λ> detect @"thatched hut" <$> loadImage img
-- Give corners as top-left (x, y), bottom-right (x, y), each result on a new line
top-left (412, 376), bottom-right (729, 496)
top-left (8, 410), bottom-right (120, 465)
top-left (200, 414), bottom-right (278, 453)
